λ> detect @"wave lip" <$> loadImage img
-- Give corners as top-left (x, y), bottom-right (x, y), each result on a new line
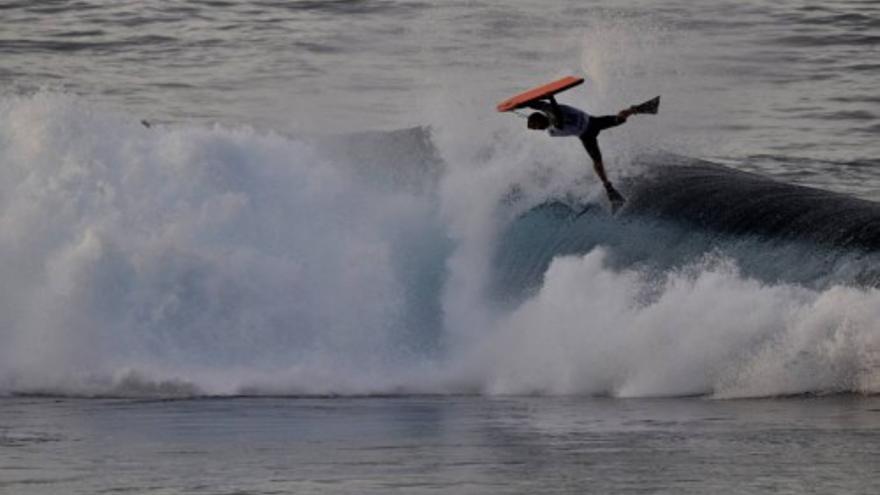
top-left (620, 156), bottom-right (880, 253)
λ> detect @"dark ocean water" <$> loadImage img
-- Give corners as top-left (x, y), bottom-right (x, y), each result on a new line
top-left (1, 0), bottom-right (879, 493)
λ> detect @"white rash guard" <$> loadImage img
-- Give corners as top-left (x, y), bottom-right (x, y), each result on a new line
top-left (530, 101), bottom-right (592, 137)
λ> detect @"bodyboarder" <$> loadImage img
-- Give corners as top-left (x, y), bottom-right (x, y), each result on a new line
top-left (523, 97), bottom-right (640, 211)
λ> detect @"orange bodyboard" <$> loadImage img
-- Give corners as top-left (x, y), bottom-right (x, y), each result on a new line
top-left (496, 76), bottom-right (584, 112)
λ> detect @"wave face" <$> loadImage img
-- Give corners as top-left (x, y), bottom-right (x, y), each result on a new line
top-left (494, 156), bottom-right (880, 302)
top-left (623, 157), bottom-right (880, 252)
top-left (2, 94), bottom-right (880, 399)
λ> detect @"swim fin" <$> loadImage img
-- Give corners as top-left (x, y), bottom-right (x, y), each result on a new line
top-left (631, 96), bottom-right (660, 115)
top-left (605, 183), bottom-right (626, 214)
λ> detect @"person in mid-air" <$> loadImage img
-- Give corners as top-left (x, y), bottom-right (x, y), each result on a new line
top-left (523, 97), bottom-right (638, 211)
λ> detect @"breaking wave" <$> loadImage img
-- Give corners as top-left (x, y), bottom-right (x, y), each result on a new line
top-left (1, 93), bottom-right (879, 399)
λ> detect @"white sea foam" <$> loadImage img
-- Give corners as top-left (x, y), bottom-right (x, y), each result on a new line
top-left (0, 93), bottom-right (437, 396)
top-left (472, 250), bottom-right (880, 398)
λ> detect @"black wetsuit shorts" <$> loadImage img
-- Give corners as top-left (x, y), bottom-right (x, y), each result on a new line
top-left (579, 115), bottom-right (624, 163)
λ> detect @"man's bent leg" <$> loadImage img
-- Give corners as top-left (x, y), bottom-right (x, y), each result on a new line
top-left (580, 134), bottom-right (625, 210)
top-left (591, 115), bottom-right (626, 132)
top-left (580, 135), bottom-right (610, 185)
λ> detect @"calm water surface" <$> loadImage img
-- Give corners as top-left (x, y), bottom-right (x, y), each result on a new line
top-left (3, 396), bottom-right (880, 494)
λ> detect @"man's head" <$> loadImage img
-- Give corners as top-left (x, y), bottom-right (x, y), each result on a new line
top-left (527, 112), bottom-right (550, 130)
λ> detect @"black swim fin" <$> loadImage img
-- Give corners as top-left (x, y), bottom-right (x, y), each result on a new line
top-left (605, 183), bottom-right (626, 214)
top-left (631, 96), bottom-right (660, 115)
